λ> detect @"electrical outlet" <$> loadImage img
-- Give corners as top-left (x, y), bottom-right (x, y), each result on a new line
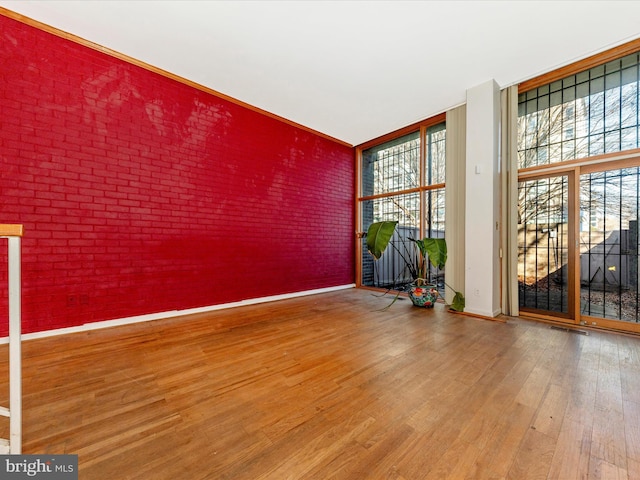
top-left (67, 294), bottom-right (77, 307)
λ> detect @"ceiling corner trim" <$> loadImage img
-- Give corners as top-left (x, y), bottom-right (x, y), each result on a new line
top-left (0, 6), bottom-right (353, 148)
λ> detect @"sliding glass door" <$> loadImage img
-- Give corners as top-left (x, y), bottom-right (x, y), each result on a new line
top-left (518, 161), bottom-right (640, 332)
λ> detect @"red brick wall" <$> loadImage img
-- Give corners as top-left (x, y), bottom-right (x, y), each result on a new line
top-left (0, 15), bottom-right (354, 335)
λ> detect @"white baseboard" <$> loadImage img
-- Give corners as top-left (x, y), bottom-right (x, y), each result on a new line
top-left (0, 284), bottom-right (356, 344)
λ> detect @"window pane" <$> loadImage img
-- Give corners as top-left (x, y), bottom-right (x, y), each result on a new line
top-left (361, 132), bottom-right (419, 196)
top-left (580, 167), bottom-right (640, 322)
top-left (424, 188), bottom-right (446, 238)
top-left (361, 194), bottom-right (419, 289)
top-left (426, 124), bottom-right (446, 185)
top-left (518, 176), bottom-right (570, 314)
top-left (361, 193), bottom-right (419, 232)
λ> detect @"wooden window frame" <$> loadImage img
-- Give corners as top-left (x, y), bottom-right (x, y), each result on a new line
top-left (355, 113), bottom-right (446, 288)
top-left (519, 38), bottom-right (640, 94)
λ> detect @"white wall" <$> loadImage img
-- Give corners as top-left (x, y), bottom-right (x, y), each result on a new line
top-left (464, 80), bottom-right (501, 317)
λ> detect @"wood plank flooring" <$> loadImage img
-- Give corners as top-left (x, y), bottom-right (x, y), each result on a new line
top-left (0, 288), bottom-right (639, 479)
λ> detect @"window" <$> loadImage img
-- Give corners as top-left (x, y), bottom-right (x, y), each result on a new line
top-left (358, 120), bottom-right (446, 291)
top-left (518, 52), bottom-right (640, 168)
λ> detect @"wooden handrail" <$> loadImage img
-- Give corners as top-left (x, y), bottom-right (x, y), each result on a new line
top-left (0, 224), bottom-right (24, 237)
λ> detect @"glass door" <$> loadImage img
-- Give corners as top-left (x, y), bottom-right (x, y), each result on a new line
top-left (517, 162), bottom-right (640, 333)
top-left (518, 174), bottom-right (575, 320)
top-left (579, 166), bottom-right (640, 327)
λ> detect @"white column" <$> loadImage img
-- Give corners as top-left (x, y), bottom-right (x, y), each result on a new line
top-left (8, 236), bottom-right (21, 453)
top-left (465, 80), bottom-right (501, 317)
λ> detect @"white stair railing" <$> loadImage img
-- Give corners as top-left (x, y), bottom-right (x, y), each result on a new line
top-left (0, 224), bottom-right (23, 454)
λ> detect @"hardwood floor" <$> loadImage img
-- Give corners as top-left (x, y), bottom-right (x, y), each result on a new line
top-left (1, 288), bottom-right (639, 479)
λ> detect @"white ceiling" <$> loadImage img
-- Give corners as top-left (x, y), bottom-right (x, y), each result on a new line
top-left (3, 1), bottom-right (640, 146)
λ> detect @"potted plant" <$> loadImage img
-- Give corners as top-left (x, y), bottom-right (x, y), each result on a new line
top-left (365, 220), bottom-right (465, 311)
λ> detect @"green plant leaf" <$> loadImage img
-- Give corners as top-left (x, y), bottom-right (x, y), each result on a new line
top-left (366, 221), bottom-right (398, 260)
top-left (450, 292), bottom-right (465, 312)
top-left (422, 238), bottom-right (447, 270)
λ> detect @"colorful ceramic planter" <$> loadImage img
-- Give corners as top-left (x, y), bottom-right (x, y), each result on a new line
top-left (408, 283), bottom-right (439, 308)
